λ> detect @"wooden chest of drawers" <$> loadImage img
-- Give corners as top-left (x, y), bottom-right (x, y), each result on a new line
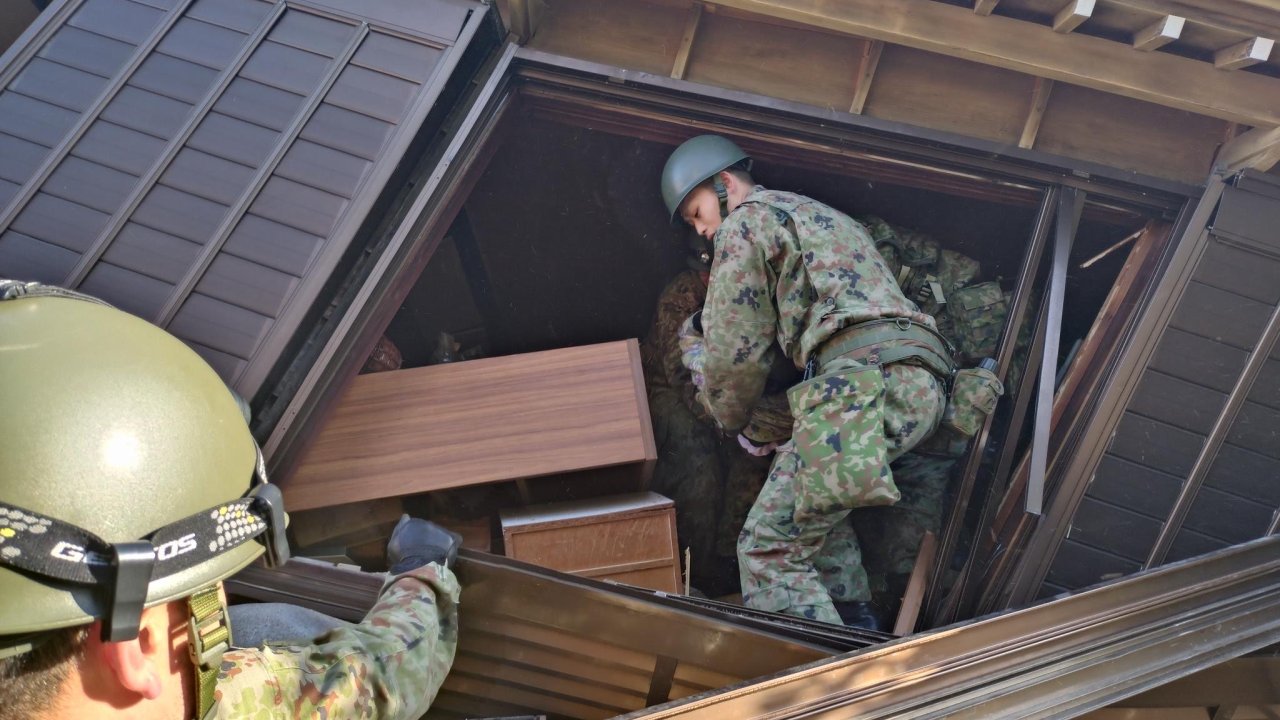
top-left (500, 492), bottom-right (682, 593)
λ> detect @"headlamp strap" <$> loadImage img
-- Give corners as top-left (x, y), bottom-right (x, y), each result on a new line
top-left (0, 486), bottom-right (288, 640)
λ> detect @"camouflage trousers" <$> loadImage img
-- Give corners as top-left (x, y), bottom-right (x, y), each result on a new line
top-left (738, 362), bottom-right (946, 625)
top-left (649, 386), bottom-right (771, 596)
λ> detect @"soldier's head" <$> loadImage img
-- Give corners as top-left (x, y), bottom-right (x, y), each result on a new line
top-left (661, 135), bottom-right (755, 240)
top-left (0, 280), bottom-right (288, 720)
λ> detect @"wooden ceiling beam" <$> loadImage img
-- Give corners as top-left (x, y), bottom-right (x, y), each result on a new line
top-left (702, 0), bottom-right (1280, 126)
top-left (1216, 124), bottom-right (1280, 173)
top-left (1214, 36), bottom-right (1275, 70)
top-left (1053, 0), bottom-right (1095, 33)
top-left (1019, 77), bottom-right (1055, 148)
top-left (1105, 0), bottom-right (1280, 42)
top-left (1132, 14), bottom-right (1184, 51)
top-left (849, 39), bottom-right (883, 114)
top-left (974, 0), bottom-right (999, 15)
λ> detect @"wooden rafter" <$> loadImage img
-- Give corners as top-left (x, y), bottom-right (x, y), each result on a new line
top-left (974, 0), bottom-right (999, 15)
top-left (1053, 0), bottom-right (1095, 33)
top-left (1133, 15), bottom-right (1184, 51)
top-left (1106, 0), bottom-right (1280, 42)
top-left (701, 0), bottom-right (1280, 126)
top-left (671, 2), bottom-right (704, 80)
top-left (1214, 36), bottom-right (1274, 70)
top-left (1019, 77), bottom-right (1055, 149)
top-left (849, 39), bottom-right (883, 114)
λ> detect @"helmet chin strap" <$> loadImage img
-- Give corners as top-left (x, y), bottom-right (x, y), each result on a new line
top-left (712, 174), bottom-right (730, 220)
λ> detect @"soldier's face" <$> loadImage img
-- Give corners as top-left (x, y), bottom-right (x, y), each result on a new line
top-left (679, 185), bottom-right (722, 240)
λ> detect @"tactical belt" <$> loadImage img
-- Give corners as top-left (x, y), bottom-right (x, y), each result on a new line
top-left (815, 317), bottom-right (956, 381)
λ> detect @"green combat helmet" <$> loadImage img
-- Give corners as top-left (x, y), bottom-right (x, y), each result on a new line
top-left (0, 279), bottom-right (288, 717)
top-left (660, 134), bottom-right (751, 222)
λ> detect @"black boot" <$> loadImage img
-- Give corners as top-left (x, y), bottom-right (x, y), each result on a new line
top-left (834, 600), bottom-right (886, 632)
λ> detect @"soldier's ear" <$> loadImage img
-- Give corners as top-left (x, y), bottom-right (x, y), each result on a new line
top-left (95, 603), bottom-right (178, 700)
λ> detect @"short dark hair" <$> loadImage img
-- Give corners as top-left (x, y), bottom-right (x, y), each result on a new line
top-left (0, 627), bottom-right (89, 720)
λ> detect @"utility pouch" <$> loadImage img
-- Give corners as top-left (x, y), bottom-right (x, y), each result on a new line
top-left (788, 364), bottom-right (901, 523)
top-left (948, 281), bottom-right (1007, 363)
top-left (942, 366), bottom-right (1004, 438)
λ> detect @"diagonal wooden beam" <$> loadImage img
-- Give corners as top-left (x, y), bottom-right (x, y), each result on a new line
top-left (1053, 0), bottom-right (1095, 33)
top-left (702, 0), bottom-right (1280, 126)
top-left (849, 39), bottom-right (883, 114)
top-left (671, 3), bottom-right (704, 79)
top-left (974, 0), bottom-right (999, 15)
top-left (1214, 36), bottom-right (1274, 70)
top-left (1216, 124), bottom-right (1280, 173)
top-left (1133, 15), bottom-right (1184, 51)
top-left (1019, 77), bottom-right (1055, 148)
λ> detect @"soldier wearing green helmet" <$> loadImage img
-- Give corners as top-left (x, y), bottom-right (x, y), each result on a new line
top-left (660, 135), bottom-right (959, 630)
top-left (0, 279), bottom-right (461, 719)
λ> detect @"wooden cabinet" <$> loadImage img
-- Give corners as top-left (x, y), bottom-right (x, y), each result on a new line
top-left (501, 492), bottom-right (682, 593)
top-left (282, 340), bottom-right (656, 511)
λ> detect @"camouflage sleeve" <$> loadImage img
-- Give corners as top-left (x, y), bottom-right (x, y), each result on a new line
top-left (701, 209), bottom-right (779, 432)
top-left (213, 563), bottom-right (461, 719)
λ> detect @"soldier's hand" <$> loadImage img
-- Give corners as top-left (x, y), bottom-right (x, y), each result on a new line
top-left (386, 516), bottom-right (463, 573)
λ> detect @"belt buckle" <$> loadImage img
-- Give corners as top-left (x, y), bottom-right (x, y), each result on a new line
top-left (894, 317), bottom-right (911, 331)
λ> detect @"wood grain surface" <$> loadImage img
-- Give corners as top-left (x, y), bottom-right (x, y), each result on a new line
top-left (282, 340), bottom-right (656, 511)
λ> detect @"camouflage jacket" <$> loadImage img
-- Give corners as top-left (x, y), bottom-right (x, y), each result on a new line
top-left (701, 188), bottom-right (933, 432)
top-left (212, 563), bottom-right (461, 719)
top-left (640, 270), bottom-right (710, 422)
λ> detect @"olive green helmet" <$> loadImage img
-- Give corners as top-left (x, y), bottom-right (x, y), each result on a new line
top-left (660, 134), bottom-right (751, 222)
top-left (0, 280), bottom-right (287, 654)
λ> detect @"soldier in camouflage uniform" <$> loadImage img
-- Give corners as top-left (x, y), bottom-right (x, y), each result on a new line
top-left (641, 268), bottom-right (776, 596)
top-left (0, 280), bottom-right (460, 720)
top-left (660, 137), bottom-right (952, 628)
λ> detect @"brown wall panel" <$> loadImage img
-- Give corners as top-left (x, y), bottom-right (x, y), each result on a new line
top-left (1034, 83), bottom-right (1222, 185)
top-left (1045, 539), bottom-right (1140, 590)
top-left (863, 45), bottom-right (1026, 144)
top-left (686, 13), bottom-right (861, 111)
top-left (1206, 444), bottom-right (1280, 507)
top-left (1067, 497), bottom-right (1163, 563)
top-left (531, 0), bottom-right (682, 77)
top-left (1182, 486), bottom-right (1274, 545)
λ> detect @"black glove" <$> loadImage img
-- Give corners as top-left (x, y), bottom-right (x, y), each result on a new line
top-left (386, 515), bottom-right (463, 574)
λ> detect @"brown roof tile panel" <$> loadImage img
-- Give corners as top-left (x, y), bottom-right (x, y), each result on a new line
top-left (0, 231), bottom-right (80, 283)
top-left (36, 26), bottom-right (136, 79)
top-left (185, 0), bottom-right (273, 34)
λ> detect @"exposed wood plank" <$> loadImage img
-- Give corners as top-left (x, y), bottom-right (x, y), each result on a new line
top-left (1053, 0), bottom-right (1094, 34)
top-left (893, 531), bottom-right (935, 636)
top-left (849, 38), bottom-right (882, 114)
top-left (1214, 36), bottom-right (1274, 70)
top-left (1133, 15), bottom-right (1184, 51)
top-left (974, 0), bottom-right (999, 16)
top-left (283, 341), bottom-right (658, 511)
top-left (1019, 77), bottom-right (1053, 149)
top-left (701, 0), bottom-right (1280, 126)
top-left (1217, 125), bottom-right (1280, 173)
top-left (671, 2), bottom-right (703, 79)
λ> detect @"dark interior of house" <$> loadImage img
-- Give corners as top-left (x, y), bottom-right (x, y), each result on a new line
top-left (384, 116), bottom-right (1145, 373)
